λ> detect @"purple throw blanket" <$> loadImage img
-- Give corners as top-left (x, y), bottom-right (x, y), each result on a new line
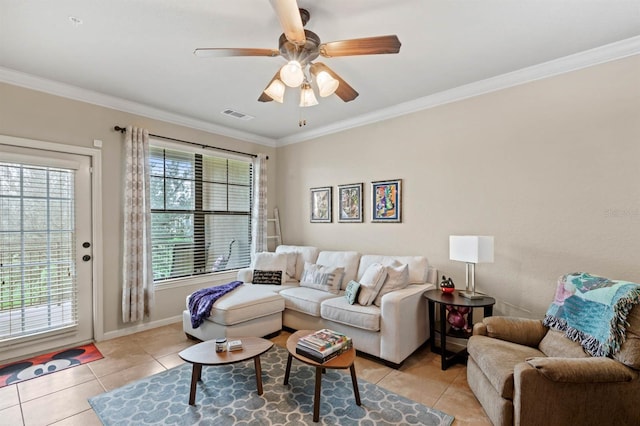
top-left (188, 281), bottom-right (244, 328)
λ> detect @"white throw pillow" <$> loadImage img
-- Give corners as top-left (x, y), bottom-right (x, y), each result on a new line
top-left (374, 263), bottom-right (410, 306)
top-left (251, 252), bottom-right (287, 284)
top-left (357, 263), bottom-right (388, 306)
top-left (300, 262), bottom-right (345, 294)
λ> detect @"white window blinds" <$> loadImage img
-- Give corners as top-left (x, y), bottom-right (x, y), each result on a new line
top-left (0, 162), bottom-right (78, 340)
top-left (149, 145), bottom-right (253, 282)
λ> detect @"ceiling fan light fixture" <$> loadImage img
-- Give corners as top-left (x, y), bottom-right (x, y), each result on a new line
top-left (299, 82), bottom-right (318, 107)
top-left (315, 71), bottom-right (339, 97)
top-left (264, 78), bottom-right (285, 103)
top-left (280, 60), bottom-right (304, 87)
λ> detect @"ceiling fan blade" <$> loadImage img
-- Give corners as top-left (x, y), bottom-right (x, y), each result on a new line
top-left (310, 63), bottom-right (359, 102)
top-left (269, 0), bottom-right (306, 46)
top-left (194, 48), bottom-right (279, 58)
top-left (258, 71), bottom-right (282, 102)
top-left (319, 35), bottom-right (401, 57)
top-left (258, 92), bottom-right (274, 102)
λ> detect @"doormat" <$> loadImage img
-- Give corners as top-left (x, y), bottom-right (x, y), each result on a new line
top-left (0, 343), bottom-right (103, 388)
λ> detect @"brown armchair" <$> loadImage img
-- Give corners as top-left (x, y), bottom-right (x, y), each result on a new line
top-left (467, 312), bottom-right (640, 426)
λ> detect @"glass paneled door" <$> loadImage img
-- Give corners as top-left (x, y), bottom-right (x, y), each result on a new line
top-left (0, 144), bottom-right (93, 362)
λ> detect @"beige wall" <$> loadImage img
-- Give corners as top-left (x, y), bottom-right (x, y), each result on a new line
top-left (0, 83), bottom-right (277, 336)
top-left (275, 55), bottom-right (640, 318)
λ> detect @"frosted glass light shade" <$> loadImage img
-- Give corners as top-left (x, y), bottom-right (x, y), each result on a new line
top-left (315, 71), bottom-right (339, 97)
top-left (280, 61), bottom-right (304, 87)
top-left (264, 79), bottom-right (285, 103)
top-left (449, 236), bottom-right (494, 264)
top-left (299, 83), bottom-right (318, 107)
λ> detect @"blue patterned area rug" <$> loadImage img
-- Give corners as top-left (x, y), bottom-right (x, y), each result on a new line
top-left (89, 345), bottom-right (454, 425)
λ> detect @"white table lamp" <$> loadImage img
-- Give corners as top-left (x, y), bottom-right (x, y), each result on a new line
top-left (449, 236), bottom-right (494, 299)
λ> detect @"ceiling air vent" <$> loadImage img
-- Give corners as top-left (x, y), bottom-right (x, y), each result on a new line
top-left (221, 109), bottom-right (254, 121)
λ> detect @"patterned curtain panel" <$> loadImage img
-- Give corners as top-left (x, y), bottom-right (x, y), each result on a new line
top-left (122, 126), bottom-right (154, 322)
top-left (251, 153), bottom-right (268, 255)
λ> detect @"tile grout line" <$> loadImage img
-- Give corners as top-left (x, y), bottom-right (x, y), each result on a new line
top-left (16, 385), bottom-right (26, 426)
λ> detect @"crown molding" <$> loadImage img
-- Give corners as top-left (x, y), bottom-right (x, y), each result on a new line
top-left (276, 35), bottom-right (640, 146)
top-left (0, 67), bottom-right (277, 147)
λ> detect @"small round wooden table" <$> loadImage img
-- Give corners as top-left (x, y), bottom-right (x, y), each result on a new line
top-left (178, 337), bottom-right (273, 405)
top-left (284, 330), bottom-right (361, 423)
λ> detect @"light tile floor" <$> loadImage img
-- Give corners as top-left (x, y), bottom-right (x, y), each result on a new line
top-left (0, 323), bottom-right (491, 425)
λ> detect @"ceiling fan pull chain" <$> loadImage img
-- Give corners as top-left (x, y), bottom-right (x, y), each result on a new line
top-left (298, 109), bottom-right (307, 127)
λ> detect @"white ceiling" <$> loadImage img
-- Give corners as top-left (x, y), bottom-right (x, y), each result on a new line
top-left (1, 1), bottom-right (640, 146)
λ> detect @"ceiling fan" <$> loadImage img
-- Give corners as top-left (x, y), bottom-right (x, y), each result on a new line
top-left (194, 0), bottom-right (401, 105)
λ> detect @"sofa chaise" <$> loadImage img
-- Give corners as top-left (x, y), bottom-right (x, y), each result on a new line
top-left (182, 245), bottom-right (437, 367)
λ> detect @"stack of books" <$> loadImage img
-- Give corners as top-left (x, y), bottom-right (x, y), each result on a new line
top-left (296, 329), bottom-right (352, 363)
top-left (227, 339), bottom-right (243, 351)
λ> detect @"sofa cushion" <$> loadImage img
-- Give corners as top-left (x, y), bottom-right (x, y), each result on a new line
top-left (186, 284), bottom-right (284, 326)
top-left (249, 283), bottom-right (298, 293)
top-left (279, 287), bottom-right (340, 317)
top-left (251, 252), bottom-right (287, 284)
top-left (357, 263), bottom-right (387, 306)
top-left (300, 262), bottom-right (344, 294)
top-left (615, 304), bottom-right (640, 369)
top-left (358, 254), bottom-right (428, 284)
top-left (321, 296), bottom-right (381, 331)
top-left (345, 280), bottom-right (360, 305)
top-left (539, 329), bottom-right (589, 358)
top-left (467, 334), bottom-right (545, 399)
top-left (275, 245), bottom-right (320, 280)
top-left (316, 251), bottom-right (361, 290)
top-left (373, 263), bottom-right (409, 306)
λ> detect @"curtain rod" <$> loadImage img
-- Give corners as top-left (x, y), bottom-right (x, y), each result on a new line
top-left (113, 126), bottom-right (263, 159)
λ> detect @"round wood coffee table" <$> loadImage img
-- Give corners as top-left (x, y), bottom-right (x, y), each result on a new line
top-left (178, 337), bottom-right (273, 405)
top-left (284, 330), bottom-right (361, 422)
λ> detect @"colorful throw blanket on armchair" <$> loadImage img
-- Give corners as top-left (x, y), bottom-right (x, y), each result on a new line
top-left (189, 281), bottom-right (244, 328)
top-left (543, 272), bottom-right (640, 357)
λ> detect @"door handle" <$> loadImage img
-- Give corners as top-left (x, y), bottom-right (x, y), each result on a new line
top-left (82, 255), bottom-right (91, 262)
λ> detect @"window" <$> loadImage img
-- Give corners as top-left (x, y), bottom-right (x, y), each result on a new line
top-left (149, 144), bottom-right (253, 282)
top-left (0, 162), bottom-right (78, 339)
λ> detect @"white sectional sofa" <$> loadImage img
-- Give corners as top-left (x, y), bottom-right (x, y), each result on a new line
top-left (182, 245), bottom-right (437, 367)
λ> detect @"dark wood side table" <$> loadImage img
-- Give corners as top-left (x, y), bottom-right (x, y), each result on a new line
top-left (424, 289), bottom-right (496, 370)
top-left (284, 330), bottom-right (361, 423)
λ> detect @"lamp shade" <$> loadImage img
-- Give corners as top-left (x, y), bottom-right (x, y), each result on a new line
top-left (280, 61), bottom-right (304, 87)
top-left (299, 83), bottom-right (318, 107)
top-left (315, 71), bottom-right (339, 97)
top-left (449, 236), bottom-right (494, 264)
top-left (264, 79), bottom-right (285, 103)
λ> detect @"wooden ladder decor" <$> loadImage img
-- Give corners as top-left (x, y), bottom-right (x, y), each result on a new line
top-left (267, 207), bottom-right (282, 249)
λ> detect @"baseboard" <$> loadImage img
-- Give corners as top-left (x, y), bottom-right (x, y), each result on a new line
top-left (99, 315), bottom-right (183, 341)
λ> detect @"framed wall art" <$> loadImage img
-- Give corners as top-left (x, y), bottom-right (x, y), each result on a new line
top-left (338, 183), bottom-right (363, 223)
top-left (371, 179), bottom-right (402, 223)
top-left (310, 186), bottom-right (332, 223)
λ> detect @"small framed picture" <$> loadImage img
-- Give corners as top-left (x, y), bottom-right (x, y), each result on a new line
top-left (338, 183), bottom-right (363, 223)
top-left (310, 186), bottom-right (332, 223)
top-left (371, 179), bottom-right (402, 223)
